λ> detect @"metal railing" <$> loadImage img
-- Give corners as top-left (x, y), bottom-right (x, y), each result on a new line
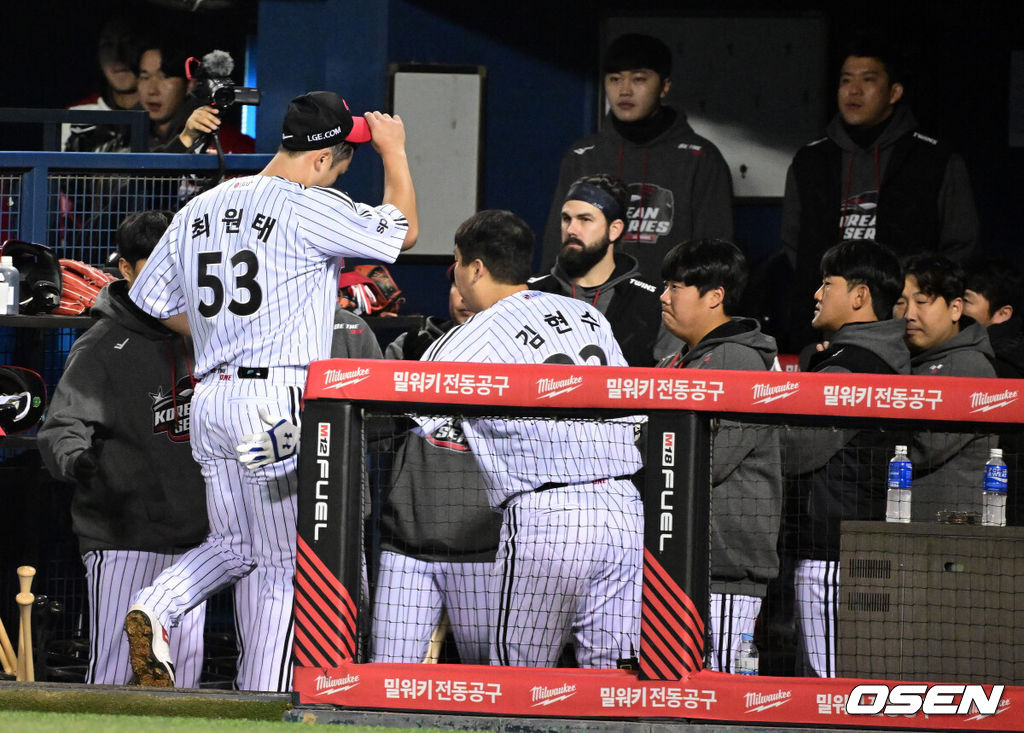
top-left (0, 152), bottom-right (272, 264)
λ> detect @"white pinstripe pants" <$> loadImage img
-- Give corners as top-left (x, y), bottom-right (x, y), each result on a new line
top-left (370, 550), bottom-right (492, 664)
top-left (84, 550), bottom-right (205, 686)
top-left (490, 481), bottom-right (642, 668)
top-left (132, 376), bottom-right (301, 692)
top-left (794, 558), bottom-right (839, 677)
top-left (706, 592), bottom-right (761, 673)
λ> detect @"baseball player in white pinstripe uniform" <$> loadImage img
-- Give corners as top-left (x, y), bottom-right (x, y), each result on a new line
top-left (125, 91), bottom-right (418, 691)
top-left (421, 209), bottom-right (643, 669)
top-left (371, 278), bottom-right (499, 665)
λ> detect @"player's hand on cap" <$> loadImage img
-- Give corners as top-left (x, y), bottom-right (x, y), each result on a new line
top-left (364, 111), bottom-right (406, 155)
top-left (235, 405), bottom-right (300, 470)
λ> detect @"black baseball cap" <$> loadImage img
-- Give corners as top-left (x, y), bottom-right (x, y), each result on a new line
top-left (281, 91), bottom-right (371, 150)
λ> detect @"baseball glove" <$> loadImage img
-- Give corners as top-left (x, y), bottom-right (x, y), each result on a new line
top-left (0, 240), bottom-right (62, 314)
top-left (52, 259), bottom-right (117, 316)
top-left (337, 264), bottom-right (404, 316)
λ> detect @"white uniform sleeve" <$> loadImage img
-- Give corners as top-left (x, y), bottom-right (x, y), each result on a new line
top-left (415, 316), bottom-right (495, 435)
top-left (297, 186), bottom-right (408, 263)
top-left (128, 219), bottom-right (187, 319)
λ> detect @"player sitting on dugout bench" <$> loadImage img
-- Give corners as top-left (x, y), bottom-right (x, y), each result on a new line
top-left (781, 238), bottom-right (910, 678)
top-left (894, 254), bottom-right (997, 522)
top-left (656, 238), bottom-right (782, 674)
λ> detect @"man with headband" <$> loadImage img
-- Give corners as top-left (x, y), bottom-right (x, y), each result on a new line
top-left (529, 173), bottom-right (678, 366)
top-left (541, 33), bottom-right (733, 285)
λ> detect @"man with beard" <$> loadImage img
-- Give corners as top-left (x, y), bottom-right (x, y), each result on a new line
top-left (541, 34), bottom-right (734, 284)
top-left (529, 173), bottom-right (676, 366)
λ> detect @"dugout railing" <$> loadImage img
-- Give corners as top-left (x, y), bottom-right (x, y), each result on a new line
top-left (294, 358), bottom-right (1023, 730)
top-left (0, 152), bottom-right (272, 394)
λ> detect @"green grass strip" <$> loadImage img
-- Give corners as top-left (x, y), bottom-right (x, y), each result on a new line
top-left (0, 710), bottom-right (460, 732)
top-left (0, 687), bottom-right (290, 720)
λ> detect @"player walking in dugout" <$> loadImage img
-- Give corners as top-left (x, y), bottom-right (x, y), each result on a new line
top-left (421, 209), bottom-right (644, 668)
top-left (125, 90), bottom-right (418, 691)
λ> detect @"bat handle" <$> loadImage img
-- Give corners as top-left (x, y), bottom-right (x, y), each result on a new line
top-left (16, 592), bottom-right (34, 683)
top-left (17, 566), bottom-right (36, 597)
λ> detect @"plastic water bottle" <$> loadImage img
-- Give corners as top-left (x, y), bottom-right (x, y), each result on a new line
top-left (982, 447), bottom-right (1007, 527)
top-left (0, 256), bottom-right (18, 315)
top-left (735, 632), bottom-right (758, 675)
top-left (885, 445), bottom-right (913, 523)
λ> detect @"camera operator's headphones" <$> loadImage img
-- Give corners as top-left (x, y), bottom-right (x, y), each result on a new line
top-left (1, 240), bottom-right (62, 314)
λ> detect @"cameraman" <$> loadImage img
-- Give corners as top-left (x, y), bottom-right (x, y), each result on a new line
top-left (138, 36), bottom-right (254, 154)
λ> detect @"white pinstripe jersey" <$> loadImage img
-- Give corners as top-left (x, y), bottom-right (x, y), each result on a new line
top-left (420, 289), bottom-right (642, 507)
top-left (130, 174), bottom-right (407, 378)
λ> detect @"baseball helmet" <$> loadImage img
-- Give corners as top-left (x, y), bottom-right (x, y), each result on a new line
top-left (0, 366), bottom-right (46, 435)
top-left (0, 240), bottom-right (62, 314)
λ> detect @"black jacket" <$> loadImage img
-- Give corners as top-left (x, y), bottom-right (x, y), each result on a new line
top-left (37, 280), bottom-right (208, 554)
top-left (380, 320), bottom-right (500, 562)
top-left (527, 252), bottom-right (667, 367)
top-left (987, 317), bottom-right (1024, 379)
top-left (542, 107), bottom-right (734, 283)
top-left (782, 105), bottom-right (978, 351)
top-left (782, 319), bottom-right (912, 560)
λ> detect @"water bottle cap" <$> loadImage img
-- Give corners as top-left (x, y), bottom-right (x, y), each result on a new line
top-left (740, 632), bottom-right (754, 641)
top-left (895, 445), bottom-right (908, 453)
top-left (0, 256), bottom-right (12, 267)
top-left (991, 448), bottom-right (1003, 458)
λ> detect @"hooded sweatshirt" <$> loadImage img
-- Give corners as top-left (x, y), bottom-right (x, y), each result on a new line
top-left (37, 280), bottom-right (208, 554)
top-left (379, 319), bottom-right (500, 562)
top-left (528, 252), bottom-right (669, 366)
top-left (782, 318), bottom-right (912, 561)
top-left (384, 315), bottom-right (450, 361)
top-left (908, 319), bottom-right (997, 521)
top-left (987, 316), bottom-right (1024, 379)
top-left (658, 318), bottom-right (782, 597)
top-left (542, 106), bottom-right (734, 283)
top-left (781, 104), bottom-right (978, 351)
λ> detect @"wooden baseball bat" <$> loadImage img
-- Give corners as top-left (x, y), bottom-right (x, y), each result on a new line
top-left (15, 565), bottom-right (36, 681)
top-left (17, 566), bottom-right (36, 596)
top-left (423, 608), bottom-right (450, 664)
top-left (0, 613), bottom-right (15, 675)
top-left (16, 592), bottom-right (33, 682)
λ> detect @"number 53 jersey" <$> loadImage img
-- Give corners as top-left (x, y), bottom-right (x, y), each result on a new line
top-left (130, 174), bottom-right (408, 379)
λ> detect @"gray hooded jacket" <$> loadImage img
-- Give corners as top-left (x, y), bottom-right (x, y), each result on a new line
top-left (909, 319), bottom-right (997, 521)
top-left (659, 318), bottom-right (782, 597)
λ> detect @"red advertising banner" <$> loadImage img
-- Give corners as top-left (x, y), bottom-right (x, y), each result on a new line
top-left (294, 663), bottom-right (1021, 729)
top-left (305, 358), bottom-right (1024, 425)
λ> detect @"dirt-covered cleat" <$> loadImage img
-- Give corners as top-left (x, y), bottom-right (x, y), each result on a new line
top-left (124, 604), bottom-right (175, 687)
